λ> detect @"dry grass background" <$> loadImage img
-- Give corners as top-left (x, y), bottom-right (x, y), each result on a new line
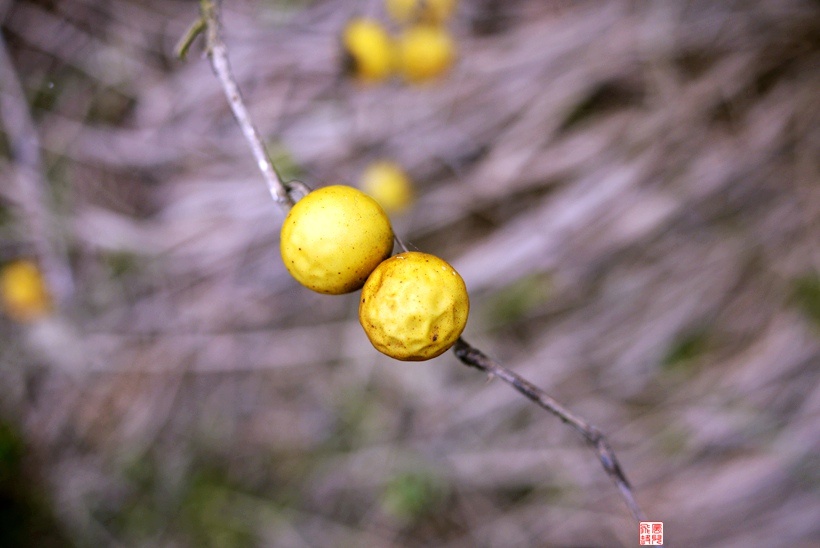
top-left (1, 0), bottom-right (819, 546)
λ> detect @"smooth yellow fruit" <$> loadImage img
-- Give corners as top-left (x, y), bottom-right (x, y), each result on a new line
top-left (397, 25), bottom-right (455, 83)
top-left (281, 185), bottom-right (394, 294)
top-left (386, 0), bottom-right (457, 25)
top-left (361, 161), bottom-right (414, 214)
top-left (359, 252), bottom-right (469, 361)
top-left (342, 17), bottom-right (395, 83)
top-left (1, 260), bottom-right (52, 322)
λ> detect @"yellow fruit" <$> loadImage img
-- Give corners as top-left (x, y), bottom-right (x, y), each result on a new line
top-left (386, 0), bottom-right (457, 25)
top-left (1, 260), bottom-right (52, 322)
top-left (397, 25), bottom-right (455, 83)
top-left (361, 161), bottom-right (414, 214)
top-left (281, 185), bottom-right (394, 294)
top-left (342, 17), bottom-right (395, 83)
top-left (359, 251), bottom-right (469, 361)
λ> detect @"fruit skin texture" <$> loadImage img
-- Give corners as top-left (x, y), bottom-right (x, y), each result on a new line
top-left (342, 18), bottom-right (395, 83)
top-left (361, 161), bottom-right (414, 214)
top-left (281, 185), bottom-right (394, 295)
top-left (1, 260), bottom-right (52, 322)
top-left (359, 251), bottom-right (469, 361)
top-left (397, 25), bottom-right (455, 83)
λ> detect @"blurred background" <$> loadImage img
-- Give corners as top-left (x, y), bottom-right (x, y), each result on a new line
top-left (1, 0), bottom-right (819, 546)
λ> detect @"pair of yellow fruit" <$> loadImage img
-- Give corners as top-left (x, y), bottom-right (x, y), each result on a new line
top-left (280, 185), bottom-right (469, 361)
top-left (343, 6), bottom-right (456, 84)
top-left (2, 188), bottom-right (466, 361)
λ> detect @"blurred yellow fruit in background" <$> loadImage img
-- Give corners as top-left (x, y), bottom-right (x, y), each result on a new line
top-left (386, 0), bottom-right (458, 25)
top-left (1, 260), bottom-right (52, 322)
top-left (361, 161), bottom-right (414, 214)
top-left (280, 185), bottom-right (394, 294)
top-left (342, 17), bottom-right (396, 83)
top-left (397, 25), bottom-right (455, 83)
top-left (359, 251), bottom-right (469, 361)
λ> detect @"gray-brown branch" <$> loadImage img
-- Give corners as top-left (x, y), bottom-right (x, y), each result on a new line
top-left (453, 338), bottom-right (646, 522)
top-left (197, 0), bottom-right (293, 209)
top-left (0, 31), bottom-right (74, 304)
top-left (190, 0), bottom-right (646, 527)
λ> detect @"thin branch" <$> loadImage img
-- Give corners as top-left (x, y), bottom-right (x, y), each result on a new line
top-left (186, 1), bottom-right (646, 527)
top-left (0, 30), bottom-right (74, 305)
top-left (453, 338), bottom-right (646, 522)
top-left (197, 0), bottom-right (293, 209)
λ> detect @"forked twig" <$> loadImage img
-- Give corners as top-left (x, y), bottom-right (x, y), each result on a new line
top-left (184, 0), bottom-right (646, 525)
top-left (453, 338), bottom-right (645, 522)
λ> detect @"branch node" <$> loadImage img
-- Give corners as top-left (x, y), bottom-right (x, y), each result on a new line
top-left (284, 180), bottom-right (312, 203)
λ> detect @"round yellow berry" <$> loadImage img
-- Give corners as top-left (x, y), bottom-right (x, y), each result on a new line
top-left (397, 25), bottom-right (455, 83)
top-left (386, 0), bottom-right (457, 25)
top-left (359, 251), bottom-right (469, 361)
top-left (342, 17), bottom-right (395, 83)
top-left (361, 161), bottom-right (414, 214)
top-left (1, 260), bottom-right (52, 322)
top-left (281, 185), bottom-right (394, 295)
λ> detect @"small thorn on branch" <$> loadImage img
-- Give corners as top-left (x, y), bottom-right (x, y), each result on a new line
top-left (174, 16), bottom-right (206, 61)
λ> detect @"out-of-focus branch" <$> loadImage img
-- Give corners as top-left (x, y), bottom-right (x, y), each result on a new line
top-left (194, 0), bottom-right (293, 209)
top-left (453, 338), bottom-right (646, 522)
top-left (0, 31), bottom-right (74, 305)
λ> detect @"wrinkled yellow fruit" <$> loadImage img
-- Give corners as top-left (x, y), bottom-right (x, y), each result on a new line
top-left (359, 251), bottom-right (469, 361)
top-left (386, 0), bottom-right (458, 25)
top-left (397, 25), bottom-right (455, 83)
top-left (342, 17), bottom-right (395, 83)
top-left (281, 185), bottom-right (394, 294)
top-left (361, 161), bottom-right (414, 214)
top-left (1, 260), bottom-right (52, 322)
